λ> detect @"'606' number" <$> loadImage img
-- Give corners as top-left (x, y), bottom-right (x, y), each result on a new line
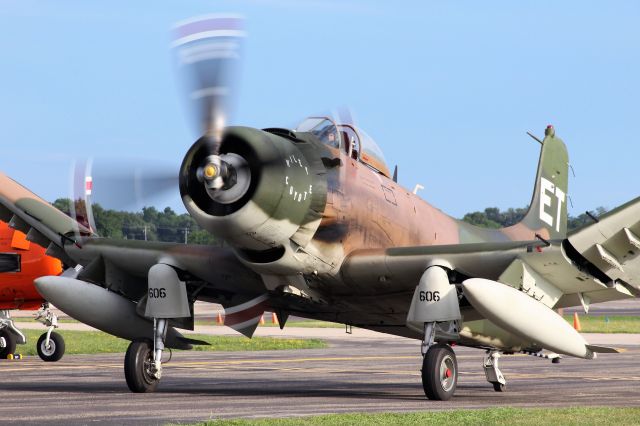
top-left (149, 288), bottom-right (167, 299)
top-left (419, 290), bottom-right (440, 302)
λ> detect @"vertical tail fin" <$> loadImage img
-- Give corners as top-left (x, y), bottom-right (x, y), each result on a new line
top-left (517, 125), bottom-right (569, 240)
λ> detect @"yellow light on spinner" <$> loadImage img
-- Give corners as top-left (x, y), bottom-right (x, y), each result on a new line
top-left (203, 164), bottom-right (217, 179)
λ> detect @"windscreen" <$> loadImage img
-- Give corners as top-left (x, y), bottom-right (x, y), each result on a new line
top-left (296, 118), bottom-right (340, 149)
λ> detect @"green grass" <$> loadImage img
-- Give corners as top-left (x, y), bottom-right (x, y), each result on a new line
top-left (58, 317), bottom-right (344, 328)
top-left (196, 319), bottom-right (344, 328)
top-left (563, 314), bottom-right (640, 333)
top-left (187, 407), bottom-right (640, 425)
top-left (22, 317), bottom-right (344, 328)
top-left (17, 329), bottom-right (326, 356)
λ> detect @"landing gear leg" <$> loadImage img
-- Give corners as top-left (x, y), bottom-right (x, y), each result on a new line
top-left (483, 350), bottom-right (506, 392)
top-left (35, 303), bottom-right (65, 362)
top-left (152, 318), bottom-right (168, 380)
top-left (421, 322), bottom-right (458, 401)
top-left (124, 318), bottom-right (167, 393)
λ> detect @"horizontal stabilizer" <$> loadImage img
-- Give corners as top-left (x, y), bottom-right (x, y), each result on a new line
top-left (586, 344), bottom-right (622, 354)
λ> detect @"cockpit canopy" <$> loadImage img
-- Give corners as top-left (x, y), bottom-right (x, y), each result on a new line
top-left (295, 117), bottom-right (390, 178)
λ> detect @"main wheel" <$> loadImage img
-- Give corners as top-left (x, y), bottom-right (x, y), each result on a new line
top-left (124, 339), bottom-right (159, 393)
top-left (422, 343), bottom-right (458, 400)
top-left (492, 382), bottom-right (506, 392)
top-left (36, 332), bottom-right (65, 362)
top-left (0, 329), bottom-right (16, 359)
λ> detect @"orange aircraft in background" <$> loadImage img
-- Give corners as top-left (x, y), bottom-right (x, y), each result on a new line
top-left (0, 221), bottom-right (65, 360)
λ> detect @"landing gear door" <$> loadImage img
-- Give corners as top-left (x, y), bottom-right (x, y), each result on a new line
top-left (406, 266), bottom-right (461, 334)
top-left (144, 264), bottom-right (191, 319)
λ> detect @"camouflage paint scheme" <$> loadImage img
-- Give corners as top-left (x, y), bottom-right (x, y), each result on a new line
top-left (0, 121), bottom-right (636, 352)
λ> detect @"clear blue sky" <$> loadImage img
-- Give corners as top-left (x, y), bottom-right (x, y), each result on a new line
top-left (1, 1), bottom-right (638, 218)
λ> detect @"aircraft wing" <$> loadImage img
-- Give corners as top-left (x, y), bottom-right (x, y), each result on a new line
top-left (341, 238), bottom-right (636, 311)
top-left (568, 197), bottom-right (640, 292)
top-left (0, 173), bottom-right (93, 265)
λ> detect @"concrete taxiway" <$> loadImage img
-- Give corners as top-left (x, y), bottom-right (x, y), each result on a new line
top-left (1, 330), bottom-right (639, 425)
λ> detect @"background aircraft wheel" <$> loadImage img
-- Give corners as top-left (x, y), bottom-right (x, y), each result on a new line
top-left (36, 332), bottom-right (65, 362)
top-left (124, 339), bottom-right (158, 393)
top-left (492, 382), bottom-right (506, 392)
top-left (422, 343), bottom-right (457, 401)
top-left (0, 329), bottom-right (17, 359)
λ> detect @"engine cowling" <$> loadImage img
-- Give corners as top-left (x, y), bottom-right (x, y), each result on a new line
top-left (180, 126), bottom-right (325, 252)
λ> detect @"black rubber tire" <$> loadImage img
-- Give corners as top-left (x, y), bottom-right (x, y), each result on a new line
top-left (0, 329), bottom-right (16, 359)
top-left (36, 332), bottom-right (65, 362)
top-left (492, 382), bottom-right (506, 392)
top-left (124, 339), bottom-right (159, 393)
top-left (422, 343), bottom-right (458, 401)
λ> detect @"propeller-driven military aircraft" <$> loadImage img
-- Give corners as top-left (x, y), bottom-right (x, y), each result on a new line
top-left (0, 221), bottom-right (65, 361)
top-left (1, 15), bottom-right (638, 399)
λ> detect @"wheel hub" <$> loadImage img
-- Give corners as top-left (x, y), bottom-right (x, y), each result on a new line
top-left (40, 340), bottom-right (56, 356)
top-left (440, 354), bottom-right (456, 392)
top-left (143, 354), bottom-right (160, 381)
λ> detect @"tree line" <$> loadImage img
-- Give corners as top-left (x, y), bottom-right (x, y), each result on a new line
top-left (53, 199), bottom-right (222, 246)
top-left (462, 206), bottom-right (607, 232)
